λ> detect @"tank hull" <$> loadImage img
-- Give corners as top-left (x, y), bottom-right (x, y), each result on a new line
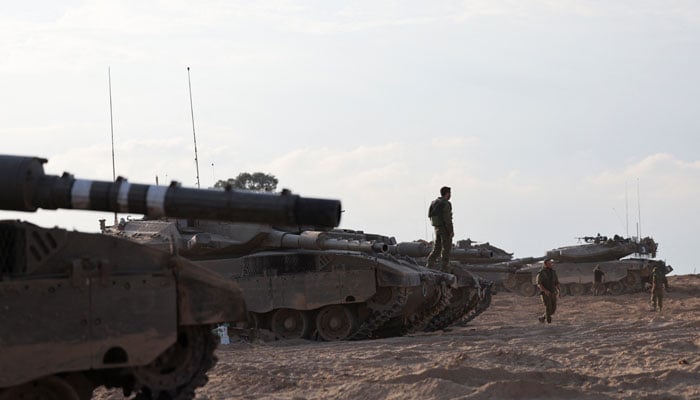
top-left (0, 221), bottom-right (246, 398)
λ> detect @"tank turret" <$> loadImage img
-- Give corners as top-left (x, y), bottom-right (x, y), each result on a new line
top-left (0, 154), bottom-right (342, 399)
top-left (385, 239), bottom-right (512, 264)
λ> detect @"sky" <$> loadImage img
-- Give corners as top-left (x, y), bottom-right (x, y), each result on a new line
top-left (1, 1), bottom-right (699, 275)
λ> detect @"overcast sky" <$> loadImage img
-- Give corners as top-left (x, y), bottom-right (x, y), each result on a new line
top-left (1, 1), bottom-right (699, 275)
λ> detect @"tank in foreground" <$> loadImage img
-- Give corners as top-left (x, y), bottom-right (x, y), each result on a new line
top-left (0, 155), bottom-right (341, 399)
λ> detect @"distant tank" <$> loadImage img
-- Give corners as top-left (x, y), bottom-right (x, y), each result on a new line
top-left (0, 154), bottom-right (341, 399)
top-left (505, 234), bottom-right (665, 297)
top-left (387, 237), bottom-right (513, 265)
top-left (104, 223), bottom-right (456, 341)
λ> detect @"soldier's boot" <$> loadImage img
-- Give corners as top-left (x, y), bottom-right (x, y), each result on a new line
top-left (538, 316), bottom-right (545, 323)
top-left (546, 316), bottom-right (552, 323)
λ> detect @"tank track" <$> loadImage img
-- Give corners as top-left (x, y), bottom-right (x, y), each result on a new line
top-left (456, 284), bottom-right (493, 326)
top-left (132, 326), bottom-right (218, 400)
top-left (351, 288), bottom-right (409, 340)
top-left (404, 284), bottom-right (453, 334)
top-left (423, 287), bottom-right (481, 332)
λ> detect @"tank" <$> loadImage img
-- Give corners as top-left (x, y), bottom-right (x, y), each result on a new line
top-left (281, 230), bottom-right (498, 334)
top-left (387, 237), bottom-right (513, 264)
top-left (388, 237), bottom-right (528, 293)
top-left (0, 155), bottom-right (341, 399)
top-left (104, 223), bottom-right (457, 341)
top-left (504, 234), bottom-right (665, 297)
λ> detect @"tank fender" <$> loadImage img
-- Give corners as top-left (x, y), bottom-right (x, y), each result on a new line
top-left (374, 257), bottom-right (422, 287)
top-left (173, 258), bottom-right (247, 325)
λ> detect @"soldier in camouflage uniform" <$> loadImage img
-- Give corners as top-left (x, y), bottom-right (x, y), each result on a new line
top-left (536, 259), bottom-right (561, 323)
top-left (426, 186), bottom-right (453, 272)
top-left (593, 265), bottom-right (606, 296)
top-left (650, 264), bottom-right (668, 312)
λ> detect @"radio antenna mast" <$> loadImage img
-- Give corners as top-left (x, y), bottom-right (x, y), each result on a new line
top-left (637, 178), bottom-right (642, 239)
top-left (187, 67), bottom-right (201, 188)
top-left (625, 181), bottom-right (629, 238)
top-left (108, 66), bottom-right (117, 225)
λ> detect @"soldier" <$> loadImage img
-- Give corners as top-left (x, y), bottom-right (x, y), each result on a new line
top-left (650, 264), bottom-right (669, 312)
top-left (537, 259), bottom-right (561, 323)
top-left (593, 265), bottom-right (606, 296)
top-left (426, 186), bottom-right (454, 272)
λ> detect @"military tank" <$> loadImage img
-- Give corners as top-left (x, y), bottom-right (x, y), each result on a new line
top-left (0, 154), bottom-right (341, 399)
top-left (387, 237), bottom-right (513, 264)
top-left (291, 231), bottom-right (498, 334)
top-left (104, 222), bottom-right (456, 341)
top-left (505, 234), bottom-right (666, 297)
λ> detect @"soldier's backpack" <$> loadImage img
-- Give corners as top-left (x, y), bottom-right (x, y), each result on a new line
top-left (428, 198), bottom-right (445, 219)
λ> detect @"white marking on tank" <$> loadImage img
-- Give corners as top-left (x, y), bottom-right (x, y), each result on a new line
top-left (71, 179), bottom-right (92, 209)
top-left (117, 181), bottom-right (131, 212)
top-left (146, 186), bottom-right (168, 217)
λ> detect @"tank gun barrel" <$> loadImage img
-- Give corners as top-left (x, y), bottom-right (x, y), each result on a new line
top-left (0, 155), bottom-right (341, 228)
top-left (267, 230), bottom-right (389, 253)
top-left (387, 241), bottom-right (494, 260)
top-left (456, 256), bottom-right (545, 274)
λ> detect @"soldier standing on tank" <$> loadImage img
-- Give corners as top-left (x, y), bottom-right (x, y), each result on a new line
top-left (426, 186), bottom-right (454, 272)
top-left (537, 259), bottom-right (561, 323)
top-left (650, 264), bottom-right (668, 312)
top-left (593, 265), bottom-right (606, 296)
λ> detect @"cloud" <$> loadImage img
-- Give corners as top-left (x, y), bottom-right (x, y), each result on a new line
top-left (588, 153), bottom-right (700, 200)
top-left (430, 135), bottom-right (479, 149)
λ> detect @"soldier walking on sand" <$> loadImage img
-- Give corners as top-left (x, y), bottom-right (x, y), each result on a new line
top-left (650, 264), bottom-right (668, 312)
top-left (537, 259), bottom-right (561, 323)
top-left (593, 265), bottom-right (606, 296)
top-left (426, 186), bottom-right (453, 272)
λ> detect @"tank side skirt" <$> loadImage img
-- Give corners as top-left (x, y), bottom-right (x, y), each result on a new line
top-left (235, 269), bottom-right (376, 313)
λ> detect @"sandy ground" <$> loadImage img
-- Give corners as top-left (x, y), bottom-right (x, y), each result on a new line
top-left (96, 274), bottom-right (700, 399)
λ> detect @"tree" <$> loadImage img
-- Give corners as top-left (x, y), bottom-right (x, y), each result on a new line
top-left (214, 172), bottom-right (278, 192)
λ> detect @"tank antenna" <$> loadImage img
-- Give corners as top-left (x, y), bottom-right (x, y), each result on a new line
top-left (108, 66), bottom-right (117, 225)
top-left (187, 66), bottom-right (201, 188)
top-left (636, 178), bottom-right (641, 239)
top-left (625, 181), bottom-right (629, 238)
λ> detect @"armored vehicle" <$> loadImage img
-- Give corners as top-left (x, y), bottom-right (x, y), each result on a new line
top-left (105, 223), bottom-right (456, 341)
top-left (505, 235), bottom-right (665, 297)
top-left (0, 155), bottom-right (340, 399)
top-left (387, 237), bottom-right (513, 265)
top-left (296, 231), bottom-right (497, 334)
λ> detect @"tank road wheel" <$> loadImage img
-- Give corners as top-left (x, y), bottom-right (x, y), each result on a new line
top-left (607, 281), bottom-right (625, 295)
top-left (518, 282), bottom-right (537, 297)
top-left (503, 275), bottom-right (518, 292)
top-left (623, 271), bottom-right (642, 290)
top-left (316, 305), bottom-right (358, 341)
top-left (132, 325), bottom-right (217, 400)
top-left (270, 308), bottom-right (311, 339)
top-left (0, 376), bottom-right (80, 400)
top-left (569, 283), bottom-right (587, 296)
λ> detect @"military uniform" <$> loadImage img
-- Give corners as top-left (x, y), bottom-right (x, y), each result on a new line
top-left (593, 267), bottom-right (606, 296)
top-left (426, 196), bottom-right (453, 271)
top-left (536, 266), bottom-right (559, 323)
top-left (650, 266), bottom-right (668, 311)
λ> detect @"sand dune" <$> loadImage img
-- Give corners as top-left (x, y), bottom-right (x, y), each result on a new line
top-left (94, 274), bottom-right (700, 399)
